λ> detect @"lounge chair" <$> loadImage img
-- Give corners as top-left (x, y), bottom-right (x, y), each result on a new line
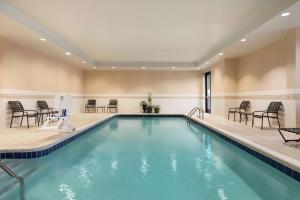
top-left (252, 101), bottom-right (282, 129)
top-left (37, 100), bottom-right (59, 124)
top-left (85, 99), bottom-right (96, 113)
top-left (8, 101), bottom-right (39, 129)
top-left (228, 101), bottom-right (250, 122)
top-left (107, 99), bottom-right (118, 113)
top-left (278, 128), bottom-right (300, 142)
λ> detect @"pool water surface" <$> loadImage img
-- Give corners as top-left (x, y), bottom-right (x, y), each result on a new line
top-left (1, 116), bottom-right (300, 200)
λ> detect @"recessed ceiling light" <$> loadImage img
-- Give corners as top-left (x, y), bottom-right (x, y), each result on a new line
top-left (281, 12), bottom-right (290, 17)
top-left (196, 67), bottom-right (200, 70)
top-left (40, 38), bottom-right (46, 41)
top-left (218, 53), bottom-right (224, 56)
top-left (172, 66), bottom-right (176, 69)
top-left (92, 66), bottom-right (96, 69)
top-left (65, 52), bottom-right (71, 55)
top-left (206, 61), bottom-right (209, 64)
top-left (141, 66), bottom-right (146, 69)
top-left (112, 66), bottom-right (116, 69)
top-left (240, 38), bottom-right (247, 42)
top-left (82, 61), bottom-right (86, 64)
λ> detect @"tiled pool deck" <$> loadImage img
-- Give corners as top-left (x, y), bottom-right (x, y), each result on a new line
top-left (0, 114), bottom-right (114, 152)
top-left (0, 113), bottom-right (299, 180)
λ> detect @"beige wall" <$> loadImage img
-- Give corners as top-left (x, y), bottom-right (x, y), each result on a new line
top-left (296, 28), bottom-right (300, 127)
top-left (209, 59), bottom-right (238, 94)
top-left (205, 30), bottom-right (298, 126)
top-left (208, 30), bottom-right (296, 95)
top-left (83, 70), bottom-right (202, 95)
top-left (0, 38), bottom-right (84, 128)
top-left (237, 31), bottom-right (295, 92)
top-left (296, 28), bottom-right (300, 89)
top-left (0, 38), bottom-right (83, 93)
top-left (83, 70), bottom-right (203, 115)
top-left (208, 59), bottom-right (238, 117)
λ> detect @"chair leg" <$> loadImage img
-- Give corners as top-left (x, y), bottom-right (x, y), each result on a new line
top-left (245, 115), bottom-right (248, 125)
top-left (239, 113), bottom-right (242, 123)
top-left (10, 116), bottom-right (14, 128)
top-left (20, 115), bottom-right (24, 126)
top-left (277, 115), bottom-right (281, 129)
top-left (27, 116), bottom-right (30, 129)
top-left (38, 114), bottom-right (41, 125)
top-left (261, 118), bottom-right (263, 129)
top-left (267, 117), bottom-right (271, 127)
top-left (37, 115), bottom-right (40, 126)
top-left (252, 117), bottom-right (254, 127)
top-left (234, 112), bottom-right (236, 122)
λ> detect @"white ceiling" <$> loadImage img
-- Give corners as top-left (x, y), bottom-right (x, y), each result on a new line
top-left (0, 0), bottom-right (299, 69)
top-left (0, 13), bottom-right (87, 68)
top-left (198, 0), bottom-right (300, 70)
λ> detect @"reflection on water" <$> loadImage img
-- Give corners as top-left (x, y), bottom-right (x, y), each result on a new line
top-left (140, 153), bottom-right (150, 179)
top-left (109, 120), bottom-right (118, 130)
top-left (204, 164), bottom-right (212, 181)
top-left (195, 157), bottom-right (202, 173)
top-left (76, 166), bottom-right (92, 188)
top-left (170, 153), bottom-right (177, 175)
top-left (110, 153), bottom-right (119, 174)
top-left (73, 157), bottom-right (97, 189)
top-left (59, 184), bottom-right (76, 200)
top-left (217, 185), bottom-right (228, 200)
top-left (141, 118), bottom-right (155, 136)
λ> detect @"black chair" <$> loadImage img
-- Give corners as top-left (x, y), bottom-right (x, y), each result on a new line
top-left (252, 101), bottom-right (282, 129)
top-left (85, 99), bottom-right (96, 113)
top-left (228, 101), bottom-right (250, 122)
top-left (8, 101), bottom-right (39, 129)
top-left (107, 99), bottom-right (118, 113)
top-left (37, 100), bottom-right (59, 124)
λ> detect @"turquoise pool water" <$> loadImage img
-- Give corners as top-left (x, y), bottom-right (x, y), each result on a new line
top-left (1, 116), bottom-right (300, 200)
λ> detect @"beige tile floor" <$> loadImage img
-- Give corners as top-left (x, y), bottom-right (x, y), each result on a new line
top-left (0, 113), bottom-right (114, 151)
top-left (0, 113), bottom-right (299, 171)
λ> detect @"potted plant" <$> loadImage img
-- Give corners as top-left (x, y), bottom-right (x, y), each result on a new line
top-left (140, 100), bottom-right (148, 113)
top-left (146, 104), bottom-right (153, 113)
top-left (145, 92), bottom-right (153, 113)
top-left (154, 105), bottom-right (160, 113)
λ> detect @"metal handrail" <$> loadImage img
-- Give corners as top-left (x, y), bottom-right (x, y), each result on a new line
top-left (187, 107), bottom-right (204, 122)
top-left (0, 161), bottom-right (25, 200)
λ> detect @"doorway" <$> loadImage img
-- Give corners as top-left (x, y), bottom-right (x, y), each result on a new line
top-left (204, 72), bottom-right (211, 113)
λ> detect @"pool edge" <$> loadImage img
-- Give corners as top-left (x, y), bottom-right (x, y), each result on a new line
top-left (1, 114), bottom-right (299, 183)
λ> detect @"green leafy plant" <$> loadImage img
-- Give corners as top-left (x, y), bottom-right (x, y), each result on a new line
top-left (154, 105), bottom-right (160, 113)
top-left (140, 100), bottom-right (148, 106)
top-left (140, 100), bottom-right (148, 113)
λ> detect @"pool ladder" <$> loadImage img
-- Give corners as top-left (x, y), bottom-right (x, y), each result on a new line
top-left (187, 107), bottom-right (204, 124)
top-left (0, 160), bottom-right (25, 200)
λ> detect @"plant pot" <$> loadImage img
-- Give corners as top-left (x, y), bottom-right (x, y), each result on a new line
top-left (142, 104), bottom-right (147, 113)
top-left (154, 107), bottom-right (160, 113)
top-left (146, 105), bottom-right (153, 113)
